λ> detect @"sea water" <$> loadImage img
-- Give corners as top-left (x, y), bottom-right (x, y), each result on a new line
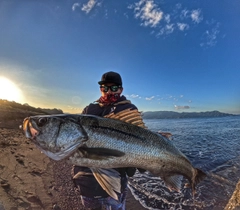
top-left (128, 116), bottom-right (240, 210)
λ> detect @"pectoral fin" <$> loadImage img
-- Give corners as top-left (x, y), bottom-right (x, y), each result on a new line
top-left (78, 147), bottom-right (125, 160)
top-left (91, 168), bottom-right (121, 201)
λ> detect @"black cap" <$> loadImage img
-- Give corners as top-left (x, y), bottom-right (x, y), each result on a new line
top-left (98, 71), bottom-right (122, 86)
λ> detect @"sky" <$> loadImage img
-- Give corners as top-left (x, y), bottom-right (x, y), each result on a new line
top-left (0, 0), bottom-right (239, 114)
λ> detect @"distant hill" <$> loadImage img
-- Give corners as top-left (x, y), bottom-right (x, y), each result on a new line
top-left (0, 99), bottom-right (237, 128)
top-left (142, 110), bottom-right (236, 119)
top-left (0, 99), bottom-right (63, 115)
top-left (0, 99), bottom-right (63, 128)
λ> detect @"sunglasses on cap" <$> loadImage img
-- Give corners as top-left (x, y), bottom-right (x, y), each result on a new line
top-left (100, 85), bottom-right (122, 92)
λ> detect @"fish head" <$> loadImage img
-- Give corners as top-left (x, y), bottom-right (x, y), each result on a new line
top-left (21, 114), bottom-right (88, 160)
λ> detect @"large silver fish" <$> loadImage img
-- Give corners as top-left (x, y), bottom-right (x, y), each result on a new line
top-left (21, 111), bottom-right (206, 200)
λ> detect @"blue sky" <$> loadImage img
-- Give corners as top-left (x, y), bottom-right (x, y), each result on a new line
top-left (0, 0), bottom-right (239, 114)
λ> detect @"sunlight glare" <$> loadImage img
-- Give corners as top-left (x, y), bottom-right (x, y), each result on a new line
top-left (0, 77), bottom-right (23, 102)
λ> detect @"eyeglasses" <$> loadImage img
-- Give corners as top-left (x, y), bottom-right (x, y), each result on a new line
top-left (100, 85), bottom-right (121, 92)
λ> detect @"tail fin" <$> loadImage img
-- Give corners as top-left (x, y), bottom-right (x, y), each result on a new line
top-left (191, 168), bottom-right (207, 196)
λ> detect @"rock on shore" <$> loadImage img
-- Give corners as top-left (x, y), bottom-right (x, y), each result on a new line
top-left (224, 180), bottom-right (240, 210)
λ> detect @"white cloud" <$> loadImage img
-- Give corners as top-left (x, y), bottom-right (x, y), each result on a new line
top-left (175, 3), bottom-right (182, 10)
top-left (129, 2), bottom-right (207, 38)
top-left (191, 9), bottom-right (203, 24)
top-left (72, 3), bottom-right (80, 11)
top-left (129, 94), bottom-right (140, 98)
top-left (180, 8), bottom-right (203, 24)
top-left (130, 0), bottom-right (163, 28)
top-left (200, 21), bottom-right (221, 47)
top-left (177, 23), bottom-right (189, 31)
top-left (157, 24), bottom-right (175, 36)
top-left (74, 1), bottom-right (219, 48)
top-left (82, 0), bottom-right (96, 14)
top-left (164, 14), bottom-right (171, 24)
top-left (180, 9), bottom-right (189, 19)
top-left (146, 96), bottom-right (155, 101)
top-left (128, 1), bottom-right (221, 46)
top-left (165, 24), bottom-right (174, 34)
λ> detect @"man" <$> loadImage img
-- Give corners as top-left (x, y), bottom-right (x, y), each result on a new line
top-left (72, 71), bottom-right (143, 210)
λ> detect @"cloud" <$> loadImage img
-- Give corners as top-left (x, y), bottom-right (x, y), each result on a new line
top-left (129, 1), bottom-right (206, 38)
top-left (174, 105), bottom-right (190, 110)
top-left (130, 0), bottom-right (163, 27)
top-left (180, 8), bottom-right (203, 24)
top-left (190, 9), bottom-right (203, 24)
top-left (177, 23), bottom-right (189, 31)
top-left (180, 9), bottom-right (189, 19)
top-left (146, 96), bottom-right (155, 101)
top-left (164, 14), bottom-right (171, 24)
top-left (72, 1), bottom-right (219, 48)
top-left (158, 24), bottom-right (175, 36)
top-left (82, 0), bottom-right (96, 14)
top-left (72, 3), bottom-right (80, 11)
top-left (165, 24), bottom-right (174, 34)
top-left (200, 21), bottom-right (221, 47)
top-left (129, 94), bottom-right (140, 98)
top-left (126, 94), bottom-right (142, 99)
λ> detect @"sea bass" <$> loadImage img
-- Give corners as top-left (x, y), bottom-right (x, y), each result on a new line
top-left (21, 112), bottom-right (206, 199)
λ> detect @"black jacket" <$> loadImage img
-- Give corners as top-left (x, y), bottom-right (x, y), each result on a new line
top-left (72, 95), bottom-right (138, 198)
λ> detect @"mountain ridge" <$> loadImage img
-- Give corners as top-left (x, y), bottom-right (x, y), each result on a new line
top-left (142, 110), bottom-right (237, 119)
top-left (0, 99), bottom-right (63, 128)
top-left (0, 100), bottom-right (237, 126)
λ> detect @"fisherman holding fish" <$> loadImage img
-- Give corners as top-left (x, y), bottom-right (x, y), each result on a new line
top-left (21, 72), bottom-right (206, 209)
top-left (72, 71), bottom-right (141, 210)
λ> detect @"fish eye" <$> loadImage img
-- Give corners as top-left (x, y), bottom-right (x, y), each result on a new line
top-left (37, 118), bottom-right (48, 127)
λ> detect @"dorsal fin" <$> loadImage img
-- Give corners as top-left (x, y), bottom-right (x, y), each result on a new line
top-left (104, 109), bottom-right (147, 128)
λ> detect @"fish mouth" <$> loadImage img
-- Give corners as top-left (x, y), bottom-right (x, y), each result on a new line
top-left (20, 117), bottom-right (38, 139)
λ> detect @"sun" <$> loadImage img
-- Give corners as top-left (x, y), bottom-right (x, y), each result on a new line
top-left (0, 77), bottom-right (23, 102)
